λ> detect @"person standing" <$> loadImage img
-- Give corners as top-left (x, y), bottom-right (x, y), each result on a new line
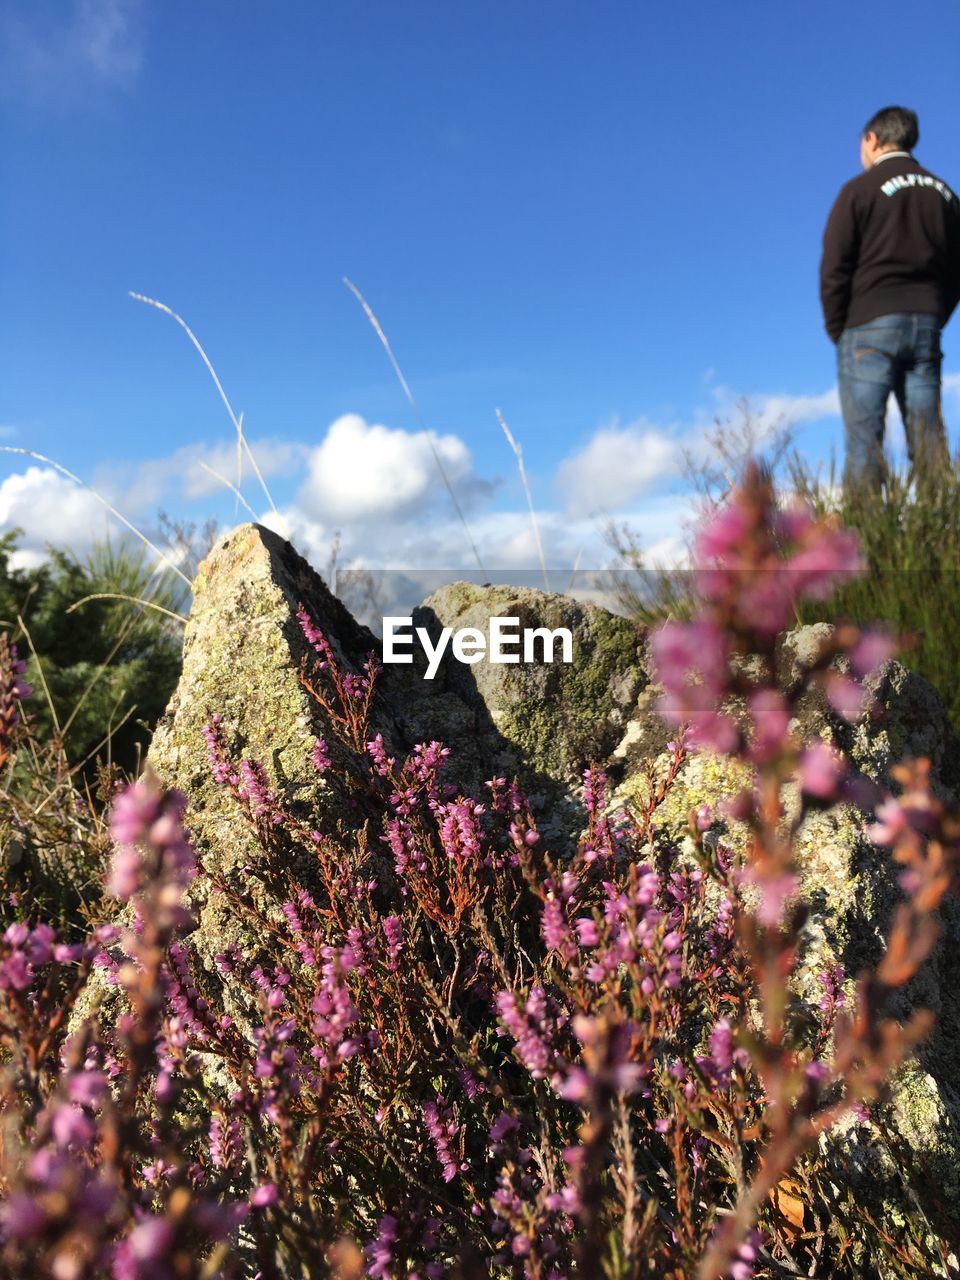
top-left (820, 106), bottom-right (960, 494)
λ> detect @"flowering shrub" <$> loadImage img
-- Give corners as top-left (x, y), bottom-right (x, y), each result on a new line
top-left (1, 463), bottom-right (958, 1278)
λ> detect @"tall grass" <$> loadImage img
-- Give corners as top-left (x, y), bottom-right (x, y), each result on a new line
top-left (787, 451), bottom-right (960, 728)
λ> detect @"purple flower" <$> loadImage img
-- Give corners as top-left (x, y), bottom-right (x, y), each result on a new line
top-left (747, 688), bottom-right (790, 764)
top-left (424, 1096), bottom-right (464, 1182)
top-left (825, 672), bottom-right (867, 722)
top-left (729, 1229), bottom-right (762, 1280)
top-left (850, 630), bottom-right (896, 678)
top-left (366, 1214), bottom-right (398, 1279)
top-left (128, 1215), bottom-right (174, 1262)
top-left (495, 987), bottom-right (562, 1081)
top-left (381, 915), bottom-right (404, 970)
top-left (51, 1103), bottom-right (96, 1149)
top-left (489, 1110), bottom-right (519, 1145)
top-left (799, 741), bottom-right (845, 798)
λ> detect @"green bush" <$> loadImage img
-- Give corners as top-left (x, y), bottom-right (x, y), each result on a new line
top-left (787, 453), bottom-right (960, 729)
top-left (0, 531), bottom-right (185, 777)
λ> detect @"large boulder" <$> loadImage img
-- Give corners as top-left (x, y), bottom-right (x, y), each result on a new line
top-left (388, 582), bottom-right (646, 840)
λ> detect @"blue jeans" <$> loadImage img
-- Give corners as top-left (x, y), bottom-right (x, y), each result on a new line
top-left (837, 312), bottom-right (947, 494)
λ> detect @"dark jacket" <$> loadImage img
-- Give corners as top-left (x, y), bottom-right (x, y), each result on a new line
top-left (820, 152), bottom-right (960, 343)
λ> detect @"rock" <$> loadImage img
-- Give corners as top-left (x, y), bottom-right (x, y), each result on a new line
top-left (396, 581), bottom-right (646, 793)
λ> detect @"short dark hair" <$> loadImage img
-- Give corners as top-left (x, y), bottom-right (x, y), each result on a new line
top-left (863, 106), bottom-right (919, 151)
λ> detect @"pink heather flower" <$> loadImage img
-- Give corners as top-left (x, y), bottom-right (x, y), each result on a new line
top-left (437, 799), bottom-right (484, 861)
top-left (251, 1183), bottom-right (279, 1208)
top-left (561, 1016), bottom-right (644, 1099)
top-left (729, 1229), bottom-right (762, 1280)
top-left (202, 715), bottom-right (235, 785)
top-left (709, 1018), bottom-right (734, 1074)
top-left (51, 1103), bottom-right (96, 1149)
top-left (67, 1071), bottom-right (108, 1107)
top-left (382, 915), bottom-right (404, 970)
top-left (653, 615), bottom-right (740, 752)
top-left (107, 781), bottom-right (196, 914)
top-left (825, 672), bottom-right (867, 722)
top-left (541, 897), bottom-right (577, 961)
top-left (366, 1215), bottom-right (398, 1279)
top-left (799, 741), bottom-right (845, 798)
top-left (805, 1059), bottom-right (830, 1086)
top-left (545, 1183), bottom-right (581, 1216)
top-left (495, 987), bottom-right (559, 1080)
top-left (108, 783), bottom-right (162, 848)
top-left (818, 963), bottom-right (847, 1012)
top-left (850, 630), bottom-right (896, 679)
top-left (747, 688), bottom-right (790, 763)
top-left (128, 1216), bottom-right (174, 1262)
top-left (787, 527), bottom-right (864, 600)
top-left (574, 917), bottom-right (599, 947)
top-left (210, 1114), bottom-right (243, 1172)
top-left (2, 1192), bottom-right (47, 1238)
top-left (737, 572), bottom-right (796, 638)
top-left (108, 846), bottom-right (142, 901)
top-left (424, 1096), bottom-right (464, 1182)
top-left (489, 1110), bottom-right (519, 1144)
top-left (312, 737), bottom-right (332, 773)
top-left (296, 609), bottom-right (335, 664)
top-left (751, 869), bottom-right (798, 928)
top-left (239, 758), bottom-right (282, 821)
top-left (695, 501), bottom-right (753, 563)
top-left (867, 797), bottom-right (908, 846)
top-left (775, 503), bottom-right (815, 543)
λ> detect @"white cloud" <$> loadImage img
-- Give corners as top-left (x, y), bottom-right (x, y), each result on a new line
top-left (97, 437), bottom-right (307, 512)
top-left (1, 0), bottom-right (144, 101)
top-left (552, 382), bottom-right (844, 521)
top-left (555, 421), bottom-right (680, 517)
top-left (262, 490), bottom-right (698, 629)
top-left (705, 385), bottom-right (840, 438)
top-left (0, 467), bottom-right (114, 568)
top-left (265, 486), bottom-right (695, 580)
top-left (296, 413), bottom-right (490, 523)
top-left (943, 371), bottom-right (960, 399)
top-left (747, 388), bottom-right (840, 433)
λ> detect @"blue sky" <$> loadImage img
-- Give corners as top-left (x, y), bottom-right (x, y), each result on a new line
top-left (2, 0), bottom-right (960, 577)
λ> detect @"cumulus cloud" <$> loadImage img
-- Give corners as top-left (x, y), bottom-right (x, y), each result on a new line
top-left (263, 491), bottom-right (696, 630)
top-left (97, 437), bottom-right (307, 512)
top-left (744, 388), bottom-right (840, 433)
top-left (0, 467), bottom-right (115, 568)
top-left (266, 486), bottom-right (694, 581)
top-left (702, 385), bottom-right (840, 439)
top-left (552, 382), bottom-right (845, 520)
top-left (555, 421), bottom-right (679, 516)
top-left (296, 413), bottom-right (491, 523)
top-left (1, 0), bottom-right (145, 102)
